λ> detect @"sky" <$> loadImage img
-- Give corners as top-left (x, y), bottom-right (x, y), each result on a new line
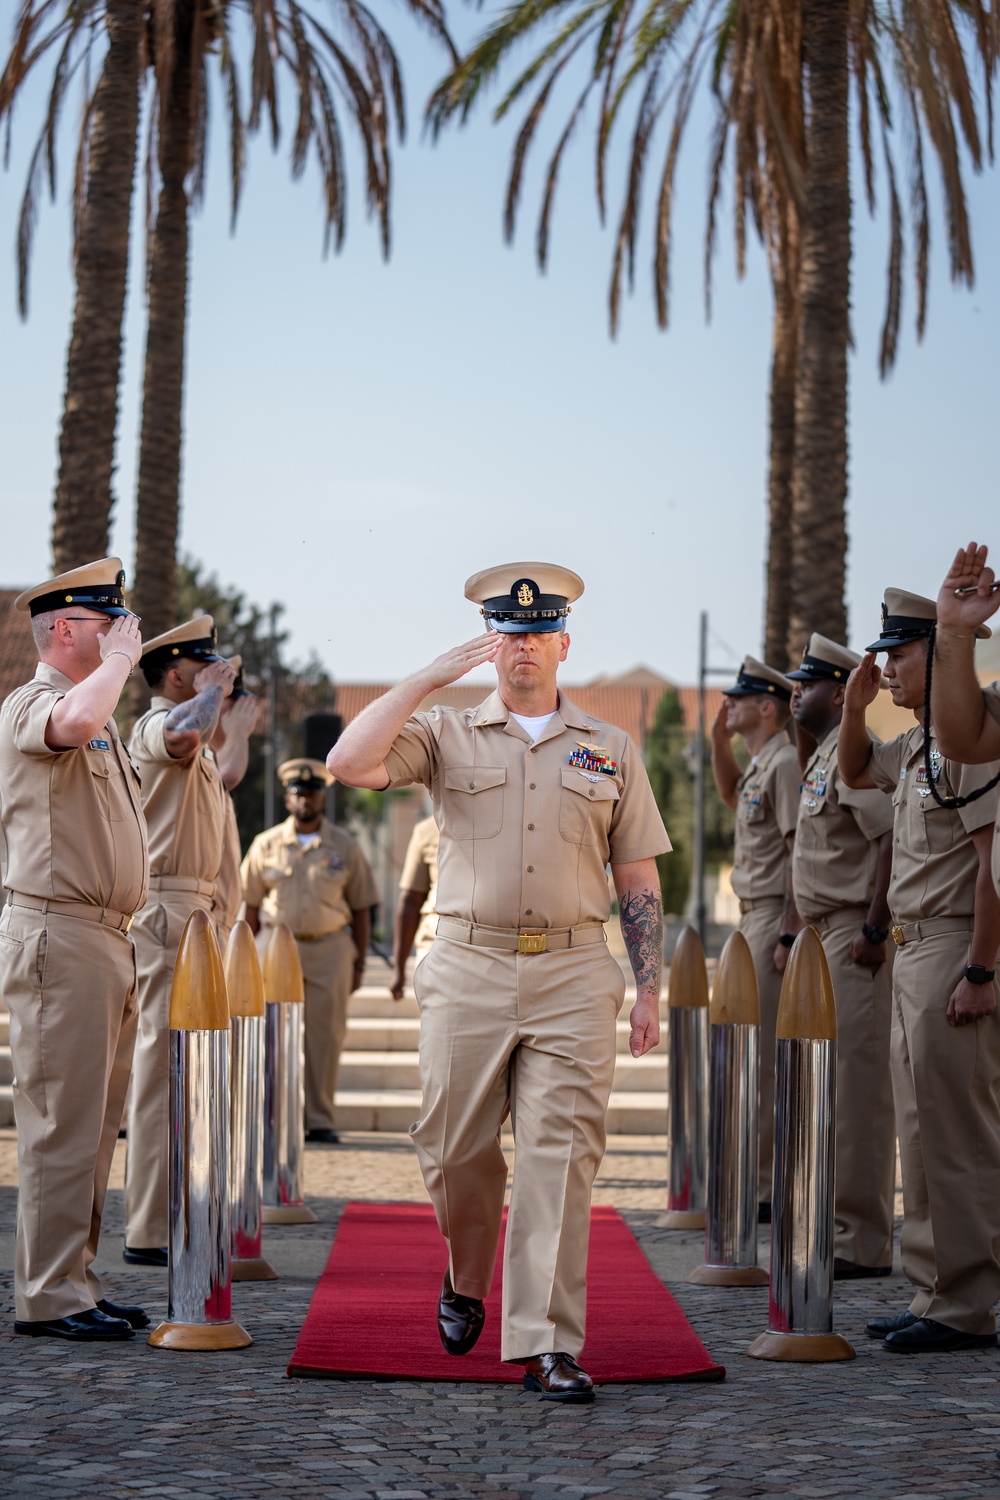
top-left (2, 10), bottom-right (999, 689)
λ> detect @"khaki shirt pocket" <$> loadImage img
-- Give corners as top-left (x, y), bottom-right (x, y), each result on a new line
top-left (916, 793), bottom-right (956, 855)
top-left (558, 766), bottom-right (621, 846)
top-left (88, 753), bottom-right (124, 822)
top-left (441, 766), bottom-right (506, 841)
top-left (798, 794), bottom-right (829, 848)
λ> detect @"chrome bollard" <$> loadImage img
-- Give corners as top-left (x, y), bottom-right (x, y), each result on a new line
top-left (148, 909), bottom-right (252, 1351)
top-left (689, 930), bottom-right (768, 1286)
top-left (659, 925), bottom-right (710, 1229)
top-left (261, 924), bottom-right (317, 1225)
top-left (748, 926), bottom-right (855, 1362)
top-left (226, 922), bottom-right (278, 1281)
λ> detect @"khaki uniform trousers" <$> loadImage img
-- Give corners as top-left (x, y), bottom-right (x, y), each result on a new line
top-left (739, 896), bottom-right (784, 1202)
top-left (0, 905), bottom-right (137, 1320)
top-left (811, 908), bottom-right (895, 1268)
top-left (892, 929), bottom-right (1000, 1334)
top-left (125, 888), bottom-right (214, 1247)
top-left (295, 928), bottom-right (356, 1132)
top-left (411, 934), bottom-right (625, 1363)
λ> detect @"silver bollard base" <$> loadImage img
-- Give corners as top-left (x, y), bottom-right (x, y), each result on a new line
top-left (655, 1209), bottom-right (706, 1230)
top-left (148, 1320), bottom-right (253, 1351)
top-left (688, 1263), bottom-right (769, 1287)
top-left (262, 1203), bottom-right (318, 1224)
top-left (232, 1256), bottom-right (279, 1281)
top-left (747, 1330), bottom-right (855, 1362)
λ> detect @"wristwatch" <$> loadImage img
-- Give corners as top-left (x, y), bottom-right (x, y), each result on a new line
top-left (862, 923), bottom-right (890, 945)
top-left (964, 964), bottom-right (996, 986)
top-left (778, 933), bottom-right (795, 948)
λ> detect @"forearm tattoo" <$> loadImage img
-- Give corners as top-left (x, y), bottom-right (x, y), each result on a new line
top-left (164, 685), bottom-right (224, 744)
top-left (619, 888), bottom-right (664, 995)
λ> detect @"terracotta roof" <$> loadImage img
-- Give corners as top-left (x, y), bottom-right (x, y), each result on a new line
top-left (333, 680), bottom-right (724, 746)
top-left (0, 590), bottom-right (37, 706)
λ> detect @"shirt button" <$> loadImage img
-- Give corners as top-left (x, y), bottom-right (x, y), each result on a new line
top-left (525, 908), bottom-right (533, 915)
top-left (469, 782), bottom-right (475, 789)
top-left (529, 783), bottom-right (536, 790)
top-left (527, 823), bottom-right (535, 830)
top-left (589, 789), bottom-right (595, 798)
top-left (527, 866), bottom-right (534, 873)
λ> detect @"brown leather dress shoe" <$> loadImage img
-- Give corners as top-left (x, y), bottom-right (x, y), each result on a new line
top-left (522, 1352), bottom-right (595, 1403)
top-left (437, 1270), bottom-right (485, 1356)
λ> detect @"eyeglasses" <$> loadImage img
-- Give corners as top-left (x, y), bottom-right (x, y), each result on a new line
top-left (49, 613), bottom-right (140, 628)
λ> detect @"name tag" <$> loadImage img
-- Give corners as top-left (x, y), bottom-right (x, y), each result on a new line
top-left (88, 738), bottom-right (111, 751)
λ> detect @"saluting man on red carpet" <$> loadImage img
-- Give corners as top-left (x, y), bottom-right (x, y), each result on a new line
top-left (328, 562), bottom-right (670, 1402)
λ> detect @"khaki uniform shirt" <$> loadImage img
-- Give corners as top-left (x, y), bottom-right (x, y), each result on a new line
top-left (868, 725), bottom-right (1000, 923)
top-left (399, 815), bottom-right (440, 948)
top-left (792, 727), bottom-right (893, 920)
top-left (983, 682), bottom-right (1000, 898)
top-left (129, 697), bottom-right (227, 884)
top-left (0, 663), bottom-right (148, 913)
top-left (381, 689), bottom-right (670, 930)
top-left (731, 731), bottom-right (800, 901)
top-left (241, 816), bottom-right (379, 937)
top-left (215, 793), bottom-right (243, 930)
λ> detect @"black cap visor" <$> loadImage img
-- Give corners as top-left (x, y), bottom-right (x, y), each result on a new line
top-left (723, 672), bottom-right (791, 702)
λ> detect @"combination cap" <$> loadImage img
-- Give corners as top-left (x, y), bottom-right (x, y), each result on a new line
top-left (723, 655), bottom-right (794, 702)
top-left (279, 758), bottom-right (334, 792)
top-left (140, 615), bottom-right (221, 672)
top-left (786, 633), bottom-right (862, 682)
top-left (866, 588), bottom-right (991, 653)
top-left (465, 561), bottom-right (584, 634)
top-left (15, 556), bottom-right (130, 618)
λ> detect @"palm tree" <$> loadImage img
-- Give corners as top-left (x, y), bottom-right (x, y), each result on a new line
top-left (1, 0), bottom-right (145, 569)
top-left (131, 0), bottom-right (455, 641)
top-left (428, 0), bottom-right (994, 664)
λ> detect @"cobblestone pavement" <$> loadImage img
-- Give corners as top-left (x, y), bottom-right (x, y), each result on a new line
top-left (1, 1127), bottom-right (998, 1500)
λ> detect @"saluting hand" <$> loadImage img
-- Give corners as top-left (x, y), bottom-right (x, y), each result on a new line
top-left (711, 700), bottom-right (733, 744)
top-left (222, 692), bottom-right (260, 736)
top-left (936, 542), bottom-right (1000, 635)
top-left (844, 653), bottom-right (881, 712)
top-left (98, 613), bottom-right (143, 667)
top-left (422, 632), bottom-right (502, 691)
top-left (194, 660), bottom-right (237, 698)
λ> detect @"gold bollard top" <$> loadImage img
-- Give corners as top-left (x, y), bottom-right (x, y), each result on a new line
top-left (224, 921), bottom-right (265, 1018)
top-left (668, 925), bottom-right (709, 1008)
top-left (262, 922), bottom-right (305, 1005)
top-left (775, 925), bottom-right (837, 1041)
top-left (169, 909), bottom-right (230, 1031)
top-left (710, 929), bottom-right (759, 1026)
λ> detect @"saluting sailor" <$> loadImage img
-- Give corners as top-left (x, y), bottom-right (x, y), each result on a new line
top-left (123, 617), bottom-right (235, 1265)
top-left (0, 559), bottom-right (149, 1340)
top-left (328, 563), bottom-right (670, 1402)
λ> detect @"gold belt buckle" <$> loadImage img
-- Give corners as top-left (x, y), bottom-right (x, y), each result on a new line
top-left (892, 925), bottom-right (905, 948)
top-left (518, 932), bottom-right (546, 955)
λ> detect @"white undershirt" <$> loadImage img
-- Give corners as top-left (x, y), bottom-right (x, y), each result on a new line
top-left (296, 832), bottom-right (319, 847)
top-left (510, 711), bottom-right (555, 742)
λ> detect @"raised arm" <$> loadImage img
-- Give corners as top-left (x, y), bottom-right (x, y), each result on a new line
top-left (327, 634), bottom-right (501, 789)
top-left (163, 661), bottom-right (236, 760)
top-left (710, 701), bottom-right (741, 809)
top-left (45, 616), bottom-right (143, 748)
top-left (611, 859), bottom-right (663, 1058)
top-left (214, 693), bottom-right (259, 789)
top-left (933, 543), bottom-right (1000, 764)
top-left (838, 655), bottom-right (881, 789)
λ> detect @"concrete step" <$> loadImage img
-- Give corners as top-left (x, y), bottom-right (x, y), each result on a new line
top-left (337, 1047), bottom-right (667, 1093)
top-left (344, 1016), bottom-right (667, 1056)
top-left (332, 1088), bottom-right (667, 1134)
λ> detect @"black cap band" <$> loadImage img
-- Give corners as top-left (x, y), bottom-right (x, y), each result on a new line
top-left (29, 579), bottom-right (127, 617)
top-left (786, 652), bottom-right (849, 682)
top-left (724, 670), bottom-right (792, 702)
top-left (142, 633), bottom-right (219, 671)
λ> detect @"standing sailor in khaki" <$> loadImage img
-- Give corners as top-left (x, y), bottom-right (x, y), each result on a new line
top-left (124, 617), bottom-right (234, 1264)
top-left (328, 563), bottom-right (670, 1403)
top-left (391, 814), bottom-right (440, 999)
top-left (241, 759), bottom-right (378, 1143)
top-left (210, 658), bottom-right (259, 950)
top-left (711, 656), bottom-right (799, 1214)
top-left (0, 559), bottom-right (149, 1340)
top-left (839, 589), bottom-right (1000, 1354)
top-left (787, 634), bottom-right (895, 1278)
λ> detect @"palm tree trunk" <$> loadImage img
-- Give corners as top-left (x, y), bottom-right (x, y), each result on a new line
top-left (787, 0), bottom-right (850, 660)
top-left (764, 271), bottom-right (797, 670)
top-left (51, 0), bottom-right (142, 571)
top-left (131, 3), bottom-right (195, 641)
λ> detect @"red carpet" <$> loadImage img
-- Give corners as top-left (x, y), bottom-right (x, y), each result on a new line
top-left (287, 1202), bottom-right (725, 1383)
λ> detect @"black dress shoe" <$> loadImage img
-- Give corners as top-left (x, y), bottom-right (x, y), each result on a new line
top-left (884, 1317), bottom-right (999, 1353)
top-left (757, 1202), bottom-right (772, 1225)
top-left (14, 1308), bottom-right (134, 1341)
top-left (866, 1309), bottom-right (917, 1338)
top-left (437, 1270), bottom-right (485, 1355)
top-left (97, 1298), bottom-right (150, 1330)
top-left (122, 1245), bottom-right (168, 1267)
top-left (305, 1128), bottom-right (340, 1144)
top-left (522, 1352), bottom-right (595, 1403)
top-left (834, 1257), bottom-right (892, 1281)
